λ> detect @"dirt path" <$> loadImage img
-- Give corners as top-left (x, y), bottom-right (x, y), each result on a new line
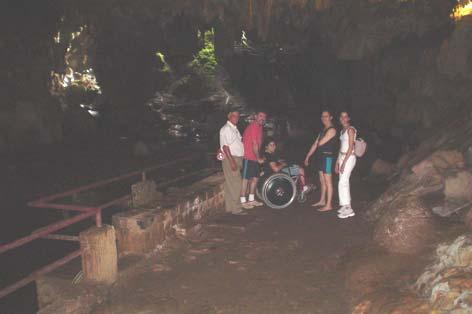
top-left (104, 190), bottom-right (373, 314)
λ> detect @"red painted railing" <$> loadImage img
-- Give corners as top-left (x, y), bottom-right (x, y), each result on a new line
top-left (0, 156), bottom-right (216, 299)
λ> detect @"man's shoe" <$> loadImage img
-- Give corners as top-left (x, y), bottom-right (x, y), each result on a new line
top-left (242, 202), bottom-right (254, 210)
top-left (338, 209), bottom-right (355, 219)
top-left (232, 210), bottom-right (248, 215)
top-left (247, 200), bottom-right (264, 207)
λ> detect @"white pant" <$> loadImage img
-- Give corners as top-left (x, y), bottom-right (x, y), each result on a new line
top-left (338, 154), bottom-right (356, 206)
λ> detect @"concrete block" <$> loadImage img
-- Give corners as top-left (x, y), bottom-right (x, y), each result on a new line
top-left (131, 180), bottom-right (162, 207)
top-left (113, 208), bottom-right (166, 256)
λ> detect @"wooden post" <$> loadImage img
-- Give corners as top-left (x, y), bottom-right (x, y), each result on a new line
top-left (79, 225), bottom-right (117, 285)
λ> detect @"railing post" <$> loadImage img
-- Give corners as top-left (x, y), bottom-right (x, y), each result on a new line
top-left (79, 225), bottom-right (117, 285)
top-left (95, 208), bottom-right (102, 227)
top-left (0, 157), bottom-right (205, 299)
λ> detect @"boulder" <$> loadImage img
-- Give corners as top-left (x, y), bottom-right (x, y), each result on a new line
top-left (444, 171), bottom-right (472, 202)
top-left (411, 150), bottom-right (464, 177)
top-left (411, 150), bottom-right (465, 177)
top-left (345, 252), bottom-right (413, 302)
top-left (415, 235), bottom-right (472, 312)
top-left (366, 172), bottom-right (443, 222)
top-left (352, 291), bottom-right (431, 314)
top-left (370, 159), bottom-right (395, 177)
top-left (411, 159), bottom-right (436, 178)
top-left (429, 150), bottom-right (465, 172)
top-left (373, 197), bottom-right (436, 254)
top-left (396, 153), bottom-right (411, 170)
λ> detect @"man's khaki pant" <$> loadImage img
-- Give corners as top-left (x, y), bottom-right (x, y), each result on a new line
top-left (222, 156), bottom-right (242, 213)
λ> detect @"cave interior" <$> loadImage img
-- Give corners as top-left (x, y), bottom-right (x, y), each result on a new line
top-left (2, 0), bottom-right (472, 312)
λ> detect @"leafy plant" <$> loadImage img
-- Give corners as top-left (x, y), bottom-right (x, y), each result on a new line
top-left (190, 29), bottom-right (217, 80)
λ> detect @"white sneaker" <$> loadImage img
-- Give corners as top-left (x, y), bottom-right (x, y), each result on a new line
top-left (338, 209), bottom-right (355, 219)
top-left (337, 206), bottom-right (349, 214)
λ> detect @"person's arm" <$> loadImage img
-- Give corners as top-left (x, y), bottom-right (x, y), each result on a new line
top-left (269, 162), bottom-right (279, 172)
top-left (252, 139), bottom-right (263, 164)
top-left (318, 128), bottom-right (336, 146)
top-left (304, 135), bottom-right (320, 166)
top-left (270, 160), bottom-right (287, 172)
top-left (340, 128), bottom-right (355, 174)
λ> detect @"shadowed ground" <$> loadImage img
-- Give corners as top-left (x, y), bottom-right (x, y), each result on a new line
top-left (103, 185), bottom-right (373, 314)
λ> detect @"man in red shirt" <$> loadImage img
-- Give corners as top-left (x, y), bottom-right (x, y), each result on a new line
top-left (240, 111), bottom-right (267, 209)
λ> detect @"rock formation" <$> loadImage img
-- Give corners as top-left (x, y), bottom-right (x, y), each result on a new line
top-left (1, 0), bottom-right (472, 150)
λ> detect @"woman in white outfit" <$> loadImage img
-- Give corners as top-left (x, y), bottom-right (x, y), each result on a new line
top-left (336, 111), bottom-right (357, 219)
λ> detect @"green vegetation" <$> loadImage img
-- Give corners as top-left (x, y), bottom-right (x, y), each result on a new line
top-left (174, 29), bottom-right (218, 98)
top-left (190, 29), bottom-right (217, 79)
top-left (162, 29), bottom-right (218, 99)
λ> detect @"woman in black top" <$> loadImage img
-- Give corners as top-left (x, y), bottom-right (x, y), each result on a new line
top-left (304, 110), bottom-right (337, 212)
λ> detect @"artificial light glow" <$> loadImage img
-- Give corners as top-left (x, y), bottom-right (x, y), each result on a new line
top-left (71, 26), bottom-right (84, 40)
top-left (87, 110), bottom-right (100, 117)
top-left (52, 67), bottom-right (101, 94)
top-left (241, 30), bottom-right (248, 47)
top-left (54, 31), bottom-right (61, 44)
top-left (156, 51), bottom-right (166, 63)
top-left (452, 1), bottom-right (472, 20)
top-left (155, 51), bottom-right (171, 73)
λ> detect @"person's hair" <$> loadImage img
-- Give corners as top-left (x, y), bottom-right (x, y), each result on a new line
top-left (263, 137), bottom-right (276, 149)
top-left (227, 111), bottom-right (239, 119)
top-left (339, 109), bottom-right (354, 127)
top-left (321, 109), bottom-right (332, 117)
top-left (339, 109), bottom-right (351, 117)
top-left (256, 110), bottom-right (267, 115)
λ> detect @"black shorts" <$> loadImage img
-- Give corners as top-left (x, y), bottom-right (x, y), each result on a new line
top-left (317, 155), bottom-right (334, 175)
top-left (242, 159), bottom-right (260, 179)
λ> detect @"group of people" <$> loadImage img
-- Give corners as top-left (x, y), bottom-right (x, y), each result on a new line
top-left (219, 111), bottom-right (266, 215)
top-left (219, 109), bottom-right (357, 219)
top-left (304, 110), bottom-right (357, 218)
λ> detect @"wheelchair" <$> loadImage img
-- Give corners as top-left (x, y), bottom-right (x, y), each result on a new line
top-left (256, 169), bottom-right (309, 209)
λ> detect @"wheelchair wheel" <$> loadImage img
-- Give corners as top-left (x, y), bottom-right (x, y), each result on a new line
top-left (261, 173), bottom-right (297, 209)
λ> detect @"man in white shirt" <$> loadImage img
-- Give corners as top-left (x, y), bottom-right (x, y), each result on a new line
top-left (220, 111), bottom-right (245, 214)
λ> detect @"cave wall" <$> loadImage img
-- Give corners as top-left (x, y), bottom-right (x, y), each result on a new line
top-left (1, 0), bottom-right (472, 151)
top-left (0, 0), bottom-right (64, 150)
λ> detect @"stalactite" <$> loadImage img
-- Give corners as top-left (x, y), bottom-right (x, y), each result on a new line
top-left (258, 0), bottom-right (273, 41)
top-left (248, 0), bottom-right (254, 29)
top-left (315, 0), bottom-right (331, 11)
top-left (290, 0), bottom-right (309, 9)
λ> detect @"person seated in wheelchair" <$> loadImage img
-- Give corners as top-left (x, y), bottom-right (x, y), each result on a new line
top-left (262, 137), bottom-right (310, 194)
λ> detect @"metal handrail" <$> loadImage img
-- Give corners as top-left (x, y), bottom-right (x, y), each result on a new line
top-left (0, 155), bottom-right (216, 299)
